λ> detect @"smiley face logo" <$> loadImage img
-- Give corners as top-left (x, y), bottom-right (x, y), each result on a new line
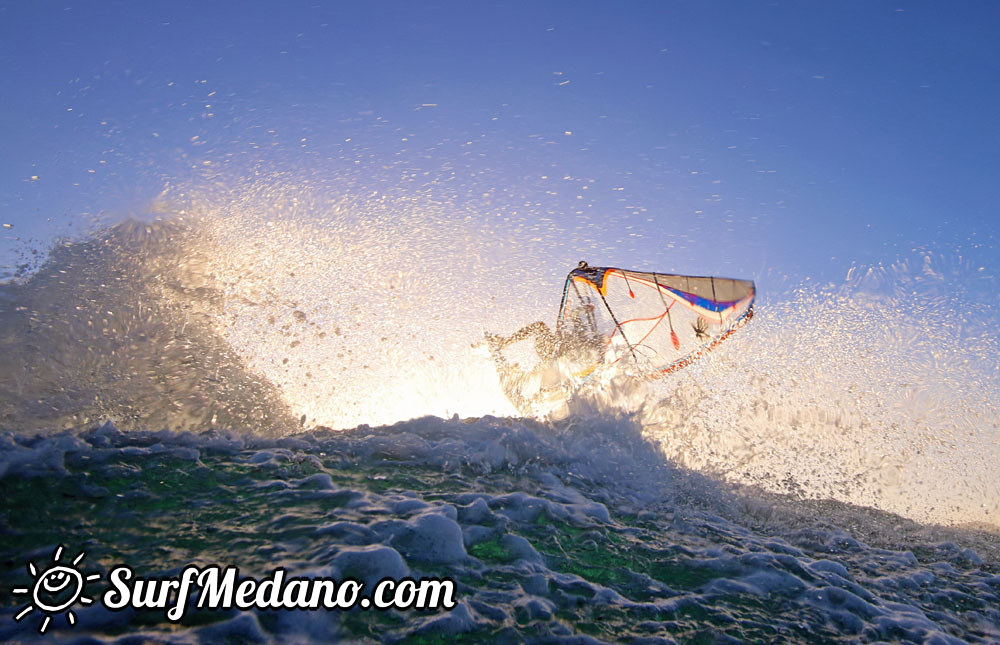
top-left (34, 564), bottom-right (84, 612)
top-left (12, 546), bottom-right (101, 633)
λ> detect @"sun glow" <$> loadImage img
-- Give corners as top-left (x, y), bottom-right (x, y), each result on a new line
top-left (159, 181), bottom-right (538, 429)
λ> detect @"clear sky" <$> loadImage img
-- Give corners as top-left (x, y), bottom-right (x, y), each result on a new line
top-left (1, 1), bottom-right (998, 286)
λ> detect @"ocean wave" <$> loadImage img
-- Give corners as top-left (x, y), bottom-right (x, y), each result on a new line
top-left (1, 415), bottom-right (997, 642)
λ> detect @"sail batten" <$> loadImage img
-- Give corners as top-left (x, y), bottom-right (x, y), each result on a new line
top-left (558, 263), bottom-right (755, 379)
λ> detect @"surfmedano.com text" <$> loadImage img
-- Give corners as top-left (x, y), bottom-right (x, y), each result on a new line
top-left (104, 566), bottom-right (457, 620)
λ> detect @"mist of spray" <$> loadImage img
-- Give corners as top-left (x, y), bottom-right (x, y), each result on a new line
top-left (636, 252), bottom-right (999, 528)
top-left (3, 161), bottom-right (996, 530)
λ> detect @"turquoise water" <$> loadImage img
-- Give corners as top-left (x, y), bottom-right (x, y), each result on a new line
top-left (3, 4), bottom-right (999, 642)
top-left (2, 416), bottom-right (998, 643)
top-left (1, 215), bottom-right (999, 643)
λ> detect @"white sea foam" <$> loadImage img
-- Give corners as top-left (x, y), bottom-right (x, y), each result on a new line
top-left (1, 415), bottom-right (997, 642)
top-left (1, 182), bottom-right (998, 641)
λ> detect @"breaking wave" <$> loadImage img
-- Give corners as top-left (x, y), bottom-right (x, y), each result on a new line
top-left (2, 183), bottom-right (998, 531)
top-left (1, 183), bottom-right (998, 642)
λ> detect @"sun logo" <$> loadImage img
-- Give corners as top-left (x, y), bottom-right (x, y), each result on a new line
top-left (12, 545), bottom-right (101, 634)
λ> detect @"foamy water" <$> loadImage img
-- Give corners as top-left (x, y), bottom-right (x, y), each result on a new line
top-left (1, 193), bottom-right (998, 642)
top-left (1, 416), bottom-right (998, 643)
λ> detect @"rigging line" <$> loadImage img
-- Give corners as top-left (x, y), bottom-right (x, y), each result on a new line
top-left (653, 306), bottom-right (754, 378)
top-left (652, 272), bottom-right (670, 310)
top-left (621, 269), bottom-right (635, 298)
top-left (653, 272), bottom-right (678, 335)
top-left (556, 270), bottom-right (575, 335)
top-left (598, 280), bottom-right (638, 363)
top-left (559, 275), bottom-right (599, 343)
top-left (617, 312), bottom-right (672, 325)
top-left (558, 260), bottom-right (594, 334)
top-left (576, 279), bottom-right (599, 331)
top-left (629, 311), bottom-right (668, 348)
top-left (711, 277), bottom-right (722, 325)
top-left (653, 273), bottom-right (674, 324)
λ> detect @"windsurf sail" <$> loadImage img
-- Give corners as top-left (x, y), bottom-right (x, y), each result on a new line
top-left (556, 261), bottom-right (755, 379)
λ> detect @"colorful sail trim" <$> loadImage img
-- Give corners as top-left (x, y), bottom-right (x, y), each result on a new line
top-left (556, 262), bottom-right (755, 379)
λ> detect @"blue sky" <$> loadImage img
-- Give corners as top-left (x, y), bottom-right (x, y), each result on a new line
top-left (1, 1), bottom-right (998, 286)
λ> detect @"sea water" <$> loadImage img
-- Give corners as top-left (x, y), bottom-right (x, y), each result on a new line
top-left (1, 205), bottom-right (998, 643)
top-left (1, 416), bottom-right (998, 643)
